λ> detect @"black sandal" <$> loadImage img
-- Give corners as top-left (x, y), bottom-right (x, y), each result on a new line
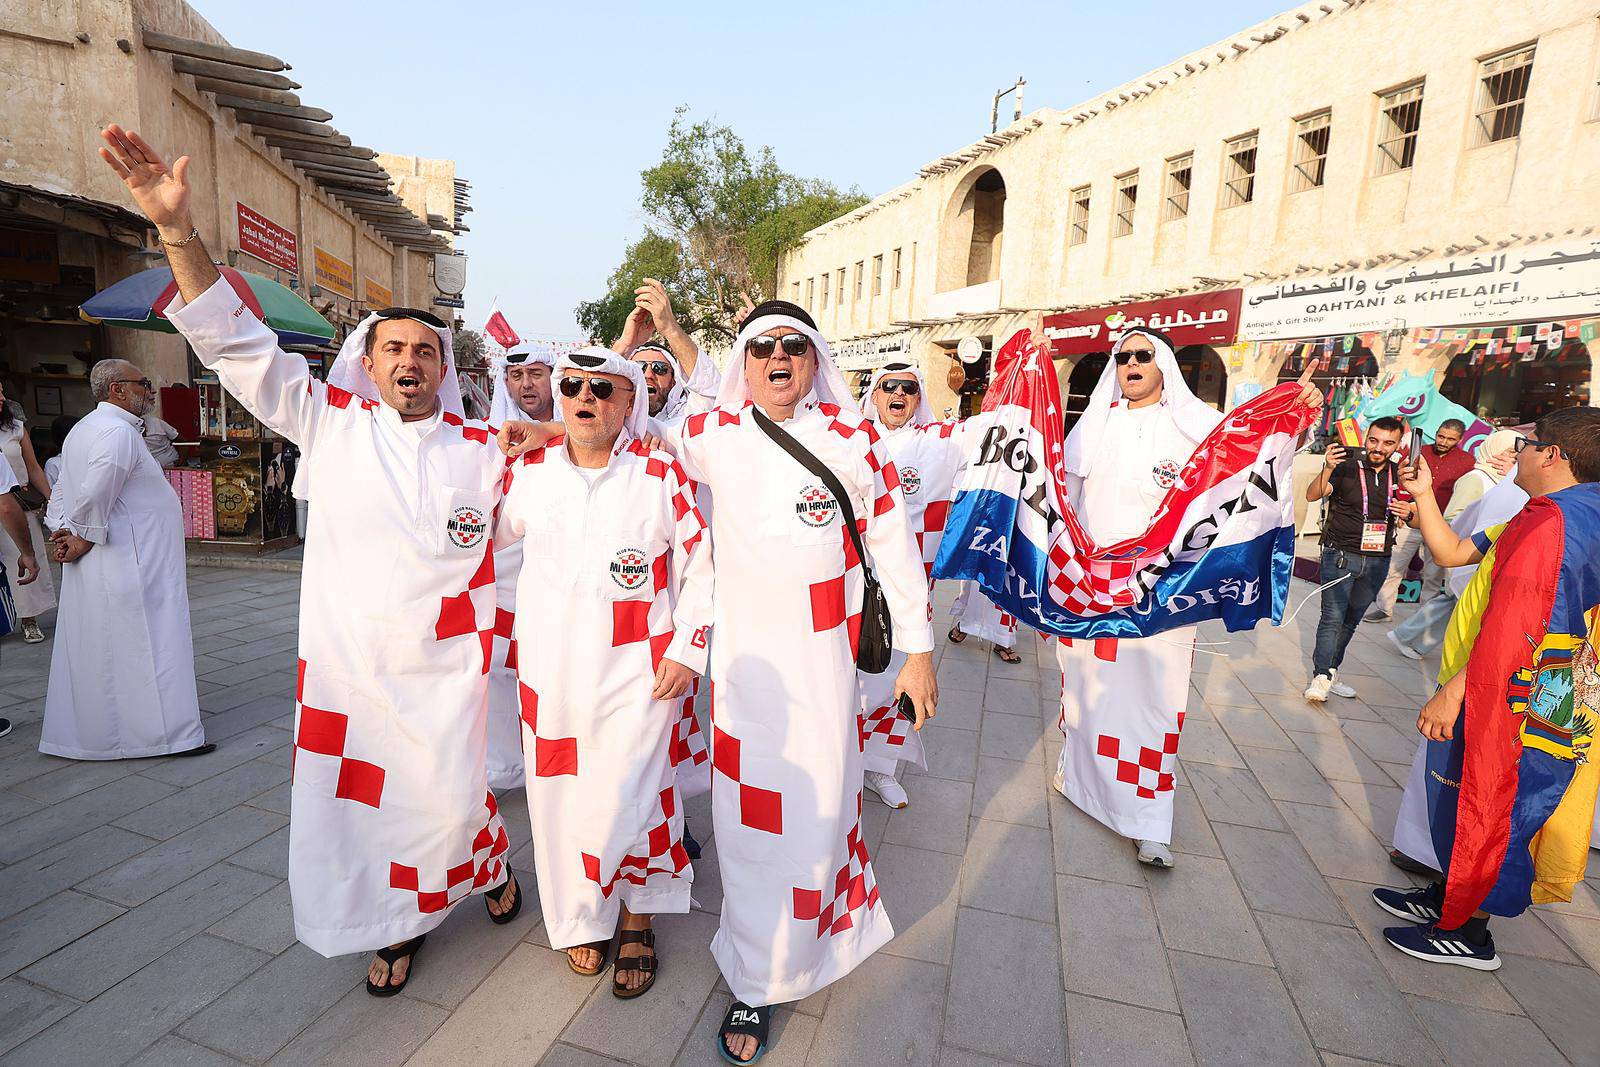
top-left (365, 934), bottom-right (425, 998)
top-left (993, 644), bottom-right (1021, 664)
top-left (947, 624), bottom-right (966, 644)
top-left (485, 871), bottom-right (521, 924)
top-left (716, 1001), bottom-right (770, 1063)
top-left (566, 937), bottom-right (611, 976)
top-left (612, 927), bottom-right (658, 999)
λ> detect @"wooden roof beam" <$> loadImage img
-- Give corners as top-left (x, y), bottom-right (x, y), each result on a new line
top-left (212, 94), bottom-right (332, 123)
top-left (141, 30), bottom-right (289, 72)
top-left (188, 77), bottom-right (302, 107)
top-left (170, 55), bottom-right (300, 91)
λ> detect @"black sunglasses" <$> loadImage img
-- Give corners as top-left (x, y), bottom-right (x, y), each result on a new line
top-left (374, 306), bottom-right (448, 330)
top-left (1114, 350), bottom-right (1156, 366)
top-left (879, 379), bottom-right (920, 396)
top-left (115, 377), bottom-right (154, 391)
top-left (1513, 437), bottom-right (1560, 456)
top-left (558, 375), bottom-right (632, 401)
top-left (745, 333), bottom-right (812, 359)
top-left (635, 360), bottom-right (673, 377)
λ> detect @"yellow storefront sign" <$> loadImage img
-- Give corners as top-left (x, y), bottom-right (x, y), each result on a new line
top-left (313, 246), bottom-right (355, 299)
top-left (365, 278), bottom-right (393, 309)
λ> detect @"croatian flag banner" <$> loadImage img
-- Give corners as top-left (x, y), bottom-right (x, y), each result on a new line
top-left (932, 329), bottom-right (1317, 639)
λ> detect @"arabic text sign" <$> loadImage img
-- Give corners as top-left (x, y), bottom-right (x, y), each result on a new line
top-left (364, 278), bottom-right (393, 309)
top-left (834, 330), bottom-right (917, 372)
top-left (236, 203), bottom-right (298, 273)
top-left (313, 246), bottom-right (355, 299)
top-left (0, 227), bottom-right (58, 284)
top-left (1239, 239), bottom-right (1600, 340)
top-left (1043, 290), bottom-right (1242, 357)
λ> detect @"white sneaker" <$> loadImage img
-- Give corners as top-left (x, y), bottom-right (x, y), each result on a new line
top-left (864, 771), bottom-right (908, 809)
top-left (1304, 674), bottom-right (1333, 702)
top-left (1328, 669), bottom-right (1357, 699)
top-left (20, 622), bottom-right (43, 644)
top-left (1364, 609), bottom-right (1390, 623)
top-left (1136, 840), bottom-right (1175, 868)
top-left (1387, 630), bottom-right (1423, 661)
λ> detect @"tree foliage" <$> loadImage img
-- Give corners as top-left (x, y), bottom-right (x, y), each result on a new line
top-left (577, 109), bottom-right (866, 345)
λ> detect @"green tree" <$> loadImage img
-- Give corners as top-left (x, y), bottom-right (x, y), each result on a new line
top-left (577, 109), bottom-right (866, 346)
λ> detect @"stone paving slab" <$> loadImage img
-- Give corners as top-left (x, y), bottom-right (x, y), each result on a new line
top-left (1, 571), bottom-right (1598, 1064)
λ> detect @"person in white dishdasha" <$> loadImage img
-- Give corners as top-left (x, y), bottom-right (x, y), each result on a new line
top-left (99, 124), bottom-right (521, 998)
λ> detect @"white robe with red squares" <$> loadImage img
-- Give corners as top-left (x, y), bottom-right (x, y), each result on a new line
top-left (677, 393), bottom-right (933, 1006)
top-left (1053, 401), bottom-right (1216, 845)
top-left (168, 280), bottom-right (510, 957)
top-left (500, 434), bottom-right (712, 947)
top-left (857, 419), bottom-right (965, 775)
top-left (950, 583), bottom-right (1019, 648)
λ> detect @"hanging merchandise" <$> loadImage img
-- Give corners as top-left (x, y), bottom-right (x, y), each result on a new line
top-left (1342, 335), bottom-right (1355, 353)
top-left (1582, 321), bottom-right (1599, 344)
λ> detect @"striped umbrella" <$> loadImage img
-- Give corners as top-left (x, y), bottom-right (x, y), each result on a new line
top-left (81, 266), bottom-right (335, 346)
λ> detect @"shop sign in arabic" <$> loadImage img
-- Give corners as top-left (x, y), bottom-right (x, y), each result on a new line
top-left (1042, 290), bottom-right (1242, 356)
top-left (834, 330), bottom-right (918, 371)
top-left (1239, 239), bottom-right (1600, 340)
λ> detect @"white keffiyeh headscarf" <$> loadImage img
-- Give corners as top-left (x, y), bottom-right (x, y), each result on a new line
top-left (630, 342), bottom-right (690, 423)
top-left (862, 360), bottom-right (934, 428)
top-left (714, 301), bottom-right (858, 415)
top-left (326, 310), bottom-right (464, 420)
top-left (554, 347), bottom-right (651, 441)
top-left (489, 341), bottom-right (557, 426)
top-left (1061, 327), bottom-right (1217, 478)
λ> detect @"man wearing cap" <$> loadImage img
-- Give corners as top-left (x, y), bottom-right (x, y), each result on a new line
top-left (100, 125), bottom-right (521, 997)
top-left (482, 341), bottom-right (558, 790)
top-left (855, 361), bottom-right (969, 808)
top-left (499, 346), bottom-right (712, 998)
top-left (504, 299), bottom-right (937, 1057)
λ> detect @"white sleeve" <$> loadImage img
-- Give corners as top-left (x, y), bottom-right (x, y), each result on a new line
top-left (663, 458), bottom-right (713, 674)
top-left (861, 428), bottom-right (934, 654)
top-left (65, 427), bottom-right (137, 544)
top-left (165, 277), bottom-right (327, 450)
top-left (681, 352), bottom-right (721, 400)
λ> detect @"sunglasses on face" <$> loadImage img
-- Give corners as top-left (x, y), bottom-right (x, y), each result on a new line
top-left (1114, 350), bottom-right (1156, 366)
top-left (635, 360), bottom-right (673, 377)
top-left (879, 379), bottom-right (920, 396)
top-left (115, 378), bottom-right (154, 391)
top-left (558, 375), bottom-right (631, 401)
top-left (373, 306), bottom-right (448, 330)
top-left (745, 333), bottom-right (812, 360)
top-left (1514, 437), bottom-right (1560, 456)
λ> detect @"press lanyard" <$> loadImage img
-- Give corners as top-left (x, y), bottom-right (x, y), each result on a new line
top-left (1355, 461), bottom-right (1392, 520)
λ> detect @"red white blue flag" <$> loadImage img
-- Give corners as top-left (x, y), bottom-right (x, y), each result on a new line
top-left (932, 329), bottom-right (1318, 638)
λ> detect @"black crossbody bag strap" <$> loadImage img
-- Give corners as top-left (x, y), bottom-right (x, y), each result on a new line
top-left (749, 406), bottom-right (870, 569)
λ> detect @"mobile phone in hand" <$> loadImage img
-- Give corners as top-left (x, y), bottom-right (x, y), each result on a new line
top-left (897, 693), bottom-right (917, 723)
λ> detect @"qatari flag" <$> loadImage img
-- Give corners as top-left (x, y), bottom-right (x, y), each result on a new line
top-left (932, 329), bottom-right (1318, 639)
top-left (483, 299), bottom-right (520, 349)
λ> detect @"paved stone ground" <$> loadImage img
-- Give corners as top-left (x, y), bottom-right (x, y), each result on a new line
top-left (1, 565), bottom-right (1598, 1066)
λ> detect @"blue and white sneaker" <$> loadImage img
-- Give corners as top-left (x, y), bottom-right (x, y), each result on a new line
top-left (1383, 922), bottom-right (1501, 971)
top-left (1372, 884), bottom-right (1442, 925)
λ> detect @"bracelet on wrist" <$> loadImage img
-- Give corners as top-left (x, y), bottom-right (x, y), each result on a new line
top-left (157, 226), bottom-right (201, 248)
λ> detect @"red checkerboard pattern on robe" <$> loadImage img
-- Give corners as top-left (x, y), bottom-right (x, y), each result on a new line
top-left (791, 798), bottom-right (881, 938)
top-left (433, 537), bottom-right (499, 674)
top-left (858, 697), bottom-right (914, 754)
top-left (293, 658), bottom-right (386, 809)
top-left (517, 680), bottom-right (579, 778)
top-left (671, 690), bottom-right (709, 774)
top-left (1094, 711), bottom-right (1186, 800)
top-left (712, 723), bottom-right (784, 835)
top-left (580, 786), bottom-right (691, 898)
top-left (389, 790), bottom-right (511, 914)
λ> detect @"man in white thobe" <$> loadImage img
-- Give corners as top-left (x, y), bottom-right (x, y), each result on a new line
top-left (100, 124), bottom-right (519, 997)
top-left (500, 348), bottom-right (713, 996)
top-left (42, 359), bottom-right (207, 761)
top-left (1053, 329), bottom-right (1223, 869)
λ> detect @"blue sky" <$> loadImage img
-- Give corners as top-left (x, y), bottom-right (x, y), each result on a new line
top-left (201, 1), bottom-right (1295, 338)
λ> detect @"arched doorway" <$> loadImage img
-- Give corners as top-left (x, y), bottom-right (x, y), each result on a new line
top-left (937, 167), bottom-right (1006, 293)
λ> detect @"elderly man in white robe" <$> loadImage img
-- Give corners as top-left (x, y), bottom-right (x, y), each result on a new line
top-left (500, 348), bottom-right (713, 998)
top-left (42, 359), bottom-right (209, 761)
top-left (99, 124), bottom-right (521, 998)
top-left (1053, 328), bottom-right (1225, 870)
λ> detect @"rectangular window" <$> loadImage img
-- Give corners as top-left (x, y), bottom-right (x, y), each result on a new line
top-left (1113, 171), bottom-right (1138, 237)
top-left (854, 261), bottom-right (864, 300)
top-left (1221, 132), bottom-right (1257, 207)
top-left (872, 254), bottom-right (884, 295)
top-left (1473, 44), bottom-right (1535, 145)
top-left (820, 273), bottom-right (829, 309)
top-left (791, 281), bottom-right (800, 302)
top-left (837, 268), bottom-right (846, 303)
top-left (1068, 185), bottom-right (1091, 245)
top-left (1163, 154), bottom-right (1193, 221)
top-left (806, 277), bottom-right (815, 309)
top-left (1375, 82), bottom-right (1424, 174)
top-left (892, 247), bottom-right (903, 289)
top-left (1290, 110), bottom-right (1331, 192)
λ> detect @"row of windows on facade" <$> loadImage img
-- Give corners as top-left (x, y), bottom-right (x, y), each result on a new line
top-left (792, 246), bottom-right (907, 311)
top-left (1063, 42), bottom-right (1544, 244)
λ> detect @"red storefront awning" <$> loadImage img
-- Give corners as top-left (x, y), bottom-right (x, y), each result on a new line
top-left (1042, 289), bottom-right (1243, 357)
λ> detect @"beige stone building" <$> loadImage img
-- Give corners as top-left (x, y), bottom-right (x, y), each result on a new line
top-left (779, 0), bottom-right (1600, 427)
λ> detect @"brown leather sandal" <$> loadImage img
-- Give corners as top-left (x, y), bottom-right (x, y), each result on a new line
top-left (612, 927), bottom-right (658, 999)
top-left (566, 937), bottom-right (611, 976)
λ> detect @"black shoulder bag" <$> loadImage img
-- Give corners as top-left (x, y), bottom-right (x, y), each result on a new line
top-left (750, 406), bottom-right (894, 674)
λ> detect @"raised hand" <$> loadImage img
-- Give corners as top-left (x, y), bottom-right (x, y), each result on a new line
top-left (1398, 458), bottom-right (1432, 498)
top-left (1293, 360), bottom-right (1324, 410)
top-left (99, 125), bottom-right (192, 234)
top-left (634, 278), bottom-right (680, 335)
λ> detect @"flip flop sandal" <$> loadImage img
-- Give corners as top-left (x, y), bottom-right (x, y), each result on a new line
top-left (365, 934), bottom-right (426, 998)
top-left (485, 871), bottom-right (522, 925)
top-left (566, 937), bottom-right (611, 976)
top-left (947, 625), bottom-right (967, 644)
top-left (717, 1001), bottom-right (770, 1064)
top-left (993, 645), bottom-right (1021, 663)
top-left (611, 927), bottom-right (658, 999)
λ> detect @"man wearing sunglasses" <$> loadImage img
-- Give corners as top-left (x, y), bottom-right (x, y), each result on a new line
top-left (1371, 406), bottom-right (1600, 973)
top-left (611, 278), bottom-right (719, 433)
top-left (498, 347), bottom-right (711, 998)
top-left (40, 357), bottom-right (210, 764)
top-left (101, 125), bottom-right (523, 998)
